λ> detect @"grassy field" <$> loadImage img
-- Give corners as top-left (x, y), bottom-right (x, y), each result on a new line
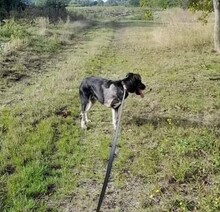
top-left (0, 7), bottom-right (220, 211)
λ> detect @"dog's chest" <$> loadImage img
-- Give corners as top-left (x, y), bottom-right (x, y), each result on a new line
top-left (102, 84), bottom-right (121, 108)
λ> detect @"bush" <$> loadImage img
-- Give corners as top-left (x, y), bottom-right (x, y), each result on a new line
top-left (140, 0), bottom-right (182, 9)
top-left (0, 19), bottom-right (29, 40)
top-left (29, 36), bottom-right (61, 53)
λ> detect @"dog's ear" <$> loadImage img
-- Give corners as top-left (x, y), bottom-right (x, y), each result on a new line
top-left (126, 73), bottom-right (141, 80)
top-left (135, 74), bottom-right (141, 80)
top-left (126, 73), bottom-right (133, 78)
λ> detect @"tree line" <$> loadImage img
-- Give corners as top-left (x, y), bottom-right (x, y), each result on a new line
top-left (0, 0), bottom-right (219, 52)
top-left (0, 0), bottom-right (71, 19)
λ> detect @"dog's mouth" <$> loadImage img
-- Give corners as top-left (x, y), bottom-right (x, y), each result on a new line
top-left (136, 89), bottom-right (144, 98)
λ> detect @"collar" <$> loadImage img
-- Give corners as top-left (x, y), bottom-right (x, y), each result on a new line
top-left (122, 81), bottom-right (127, 91)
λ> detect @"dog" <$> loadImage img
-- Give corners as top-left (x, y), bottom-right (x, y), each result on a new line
top-left (79, 73), bottom-right (146, 130)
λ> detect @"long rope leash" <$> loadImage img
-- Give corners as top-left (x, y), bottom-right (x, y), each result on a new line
top-left (96, 85), bottom-right (127, 212)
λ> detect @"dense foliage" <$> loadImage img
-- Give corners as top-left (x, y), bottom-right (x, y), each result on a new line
top-left (0, 0), bottom-right (26, 18)
top-left (0, 0), bottom-right (71, 20)
top-left (140, 0), bottom-right (188, 8)
top-left (33, 0), bottom-right (71, 8)
top-left (188, 0), bottom-right (213, 12)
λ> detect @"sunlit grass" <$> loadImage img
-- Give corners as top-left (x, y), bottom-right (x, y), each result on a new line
top-left (151, 8), bottom-right (213, 49)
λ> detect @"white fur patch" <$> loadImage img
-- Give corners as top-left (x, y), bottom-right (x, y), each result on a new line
top-left (102, 84), bottom-right (121, 108)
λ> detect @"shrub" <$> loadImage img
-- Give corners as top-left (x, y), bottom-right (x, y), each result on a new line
top-left (29, 36), bottom-right (61, 53)
top-left (0, 19), bottom-right (29, 40)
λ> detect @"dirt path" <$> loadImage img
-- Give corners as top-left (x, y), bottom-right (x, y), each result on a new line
top-left (53, 22), bottom-right (156, 212)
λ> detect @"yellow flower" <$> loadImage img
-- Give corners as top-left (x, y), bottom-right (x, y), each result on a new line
top-left (167, 118), bottom-right (172, 125)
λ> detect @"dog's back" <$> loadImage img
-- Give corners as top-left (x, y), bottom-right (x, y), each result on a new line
top-left (80, 77), bottom-right (109, 104)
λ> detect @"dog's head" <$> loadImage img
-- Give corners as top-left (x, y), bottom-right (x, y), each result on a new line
top-left (123, 73), bottom-right (146, 98)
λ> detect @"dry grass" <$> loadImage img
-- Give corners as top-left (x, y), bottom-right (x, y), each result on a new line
top-left (57, 18), bottom-right (90, 45)
top-left (34, 17), bottom-right (51, 36)
top-left (151, 8), bottom-right (213, 49)
top-left (2, 38), bottom-right (27, 55)
top-left (34, 16), bottom-right (89, 44)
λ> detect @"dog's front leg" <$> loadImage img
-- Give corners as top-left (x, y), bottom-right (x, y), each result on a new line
top-left (112, 108), bottom-right (118, 130)
top-left (80, 112), bottom-right (87, 129)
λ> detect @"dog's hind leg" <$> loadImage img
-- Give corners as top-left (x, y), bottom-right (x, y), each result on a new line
top-left (84, 99), bottom-right (93, 123)
top-left (80, 91), bottom-right (90, 129)
top-left (80, 93), bottom-right (94, 129)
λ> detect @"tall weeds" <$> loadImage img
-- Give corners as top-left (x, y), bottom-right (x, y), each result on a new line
top-left (34, 17), bottom-right (50, 36)
top-left (151, 8), bottom-right (213, 49)
top-left (0, 19), bottom-right (29, 55)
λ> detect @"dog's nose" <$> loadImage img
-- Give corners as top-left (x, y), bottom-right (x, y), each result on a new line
top-left (142, 84), bottom-right (146, 90)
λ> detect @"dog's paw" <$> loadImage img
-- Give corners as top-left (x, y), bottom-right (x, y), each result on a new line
top-left (85, 119), bottom-right (91, 123)
top-left (81, 124), bottom-right (88, 130)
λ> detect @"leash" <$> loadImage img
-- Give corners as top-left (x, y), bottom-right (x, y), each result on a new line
top-left (96, 84), bottom-right (127, 212)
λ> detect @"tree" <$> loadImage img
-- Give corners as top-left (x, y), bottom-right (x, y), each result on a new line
top-left (97, 0), bottom-right (104, 6)
top-left (0, 0), bottom-right (26, 20)
top-left (129, 0), bottom-right (140, 7)
top-left (32, 0), bottom-right (71, 21)
top-left (140, 0), bottom-right (182, 8)
top-left (212, 0), bottom-right (220, 52)
top-left (189, 0), bottom-right (220, 52)
top-left (33, 0), bottom-right (71, 8)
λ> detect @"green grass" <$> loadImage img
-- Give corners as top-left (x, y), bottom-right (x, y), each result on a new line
top-left (28, 36), bottom-right (61, 53)
top-left (0, 6), bottom-right (220, 211)
top-left (0, 19), bottom-right (29, 40)
top-left (67, 6), bottom-right (147, 21)
top-left (0, 17), bottom-right (94, 91)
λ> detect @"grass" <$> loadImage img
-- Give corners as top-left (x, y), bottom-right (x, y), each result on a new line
top-left (67, 6), bottom-right (147, 21)
top-left (151, 8), bottom-right (213, 49)
top-left (0, 16), bottom-right (94, 91)
top-left (0, 6), bottom-right (220, 211)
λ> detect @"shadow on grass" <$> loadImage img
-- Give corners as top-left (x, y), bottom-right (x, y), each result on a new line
top-left (114, 20), bottom-right (164, 29)
top-left (97, 20), bottom-right (164, 30)
top-left (127, 115), bottom-right (220, 129)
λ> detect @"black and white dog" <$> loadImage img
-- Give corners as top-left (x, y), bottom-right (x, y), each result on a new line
top-left (79, 73), bottom-right (146, 129)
